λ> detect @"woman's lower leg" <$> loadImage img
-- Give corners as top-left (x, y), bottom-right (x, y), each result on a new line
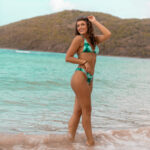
top-left (82, 108), bottom-right (95, 145)
top-left (68, 97), bottom-right (82, 140)
top-left (68, 112), bottom-right (81, 140)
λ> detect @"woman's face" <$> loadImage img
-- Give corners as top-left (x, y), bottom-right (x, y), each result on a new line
top-left (77, 20), bottom-right (88, 35)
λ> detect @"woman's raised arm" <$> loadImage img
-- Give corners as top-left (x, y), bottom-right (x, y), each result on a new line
top-left (88, 16), bottom-right (111, 44)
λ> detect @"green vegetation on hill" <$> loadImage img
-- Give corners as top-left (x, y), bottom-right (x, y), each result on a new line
top-left (0, 10), bottom-right (150, 57)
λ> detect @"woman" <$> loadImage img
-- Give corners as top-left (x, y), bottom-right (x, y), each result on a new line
top-left (65, 15), bottom-right (111, 146)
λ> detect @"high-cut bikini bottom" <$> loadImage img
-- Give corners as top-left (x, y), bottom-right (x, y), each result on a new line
top-left (75, 67), bottom-right (93, 84)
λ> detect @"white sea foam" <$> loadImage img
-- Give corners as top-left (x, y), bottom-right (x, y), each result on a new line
top-left (1, 127), bottom-right (150, 150)
top-left (15, 50), bottom-right (31, 54)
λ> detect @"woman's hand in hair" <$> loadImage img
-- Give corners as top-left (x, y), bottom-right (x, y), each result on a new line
top-left (87, 16), bottom-right (96, 23)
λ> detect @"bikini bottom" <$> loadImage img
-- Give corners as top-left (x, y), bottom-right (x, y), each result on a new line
top-left (75, 67), bottom-right (93, 84)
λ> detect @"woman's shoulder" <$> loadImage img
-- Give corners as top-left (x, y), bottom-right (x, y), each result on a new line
top-left (70, 35), bottom-right (84, 48)
top-left (73, 35), bottom-right (84, 43)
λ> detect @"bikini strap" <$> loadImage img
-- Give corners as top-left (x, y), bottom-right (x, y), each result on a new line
top-left (80, 35), bottom-right (87, 45)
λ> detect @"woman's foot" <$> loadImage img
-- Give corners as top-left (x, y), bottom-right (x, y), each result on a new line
top-left (86, 139), bottom-right (95, 146)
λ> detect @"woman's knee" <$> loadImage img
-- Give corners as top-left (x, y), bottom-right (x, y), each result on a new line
top-left (74, 108), bottom-right (82, 117)
top-left (82, 105), bottom-right (92, 116)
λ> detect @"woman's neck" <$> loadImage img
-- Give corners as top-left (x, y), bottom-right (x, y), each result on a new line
top-left (82, 33), bottom-right (89, 39)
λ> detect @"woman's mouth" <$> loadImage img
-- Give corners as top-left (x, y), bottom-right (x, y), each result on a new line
top-left (79, 30), bottom-right (84, 32)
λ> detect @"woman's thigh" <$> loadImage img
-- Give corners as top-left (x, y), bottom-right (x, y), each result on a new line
top-left (71, 71), bottom-right (91, 108)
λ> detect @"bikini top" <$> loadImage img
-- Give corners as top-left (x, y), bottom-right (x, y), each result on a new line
top-left (82, 38), bottom-right (99, 55)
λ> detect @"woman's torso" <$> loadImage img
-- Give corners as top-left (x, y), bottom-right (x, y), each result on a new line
top-left (77, 37), bottom-right (99, 75)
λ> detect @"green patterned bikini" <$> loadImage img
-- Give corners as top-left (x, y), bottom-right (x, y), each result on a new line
top-left (75, 38), bottom-right (99, 84)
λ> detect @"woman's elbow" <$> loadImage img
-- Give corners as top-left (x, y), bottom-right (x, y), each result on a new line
top-left (107, 32), bottom-right (111, 38)
top-left (105, 32), bottom-right (111, 40)
top-left (65, 56), bottom-right (70, 62)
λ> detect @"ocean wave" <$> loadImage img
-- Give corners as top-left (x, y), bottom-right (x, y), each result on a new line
top-left (1, 126), bottom-right (150, 150)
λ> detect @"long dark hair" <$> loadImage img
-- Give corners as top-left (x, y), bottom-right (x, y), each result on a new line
top-left (75, 16), bottom-right (96, 47)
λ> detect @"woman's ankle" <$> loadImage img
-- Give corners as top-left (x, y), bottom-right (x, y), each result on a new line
top-left (86, 139), bottom-right (95, 146)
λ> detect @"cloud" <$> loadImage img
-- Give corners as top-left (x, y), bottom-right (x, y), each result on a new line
top-left (49, 0), bottom-right (75, 12)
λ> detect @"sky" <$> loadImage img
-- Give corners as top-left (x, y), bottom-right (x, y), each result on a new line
top-left (0, 0), bottom-right (150, 26)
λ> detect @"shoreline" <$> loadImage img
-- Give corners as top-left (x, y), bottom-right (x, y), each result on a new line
top-left (0, 47), bottom-right (150, 59)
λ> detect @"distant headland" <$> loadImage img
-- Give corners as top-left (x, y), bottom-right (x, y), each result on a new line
top-left (0, 10), bottom-right (150, 58)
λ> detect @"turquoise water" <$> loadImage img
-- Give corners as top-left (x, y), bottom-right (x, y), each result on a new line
top-left (0, 49), bottom-right (150, 149)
